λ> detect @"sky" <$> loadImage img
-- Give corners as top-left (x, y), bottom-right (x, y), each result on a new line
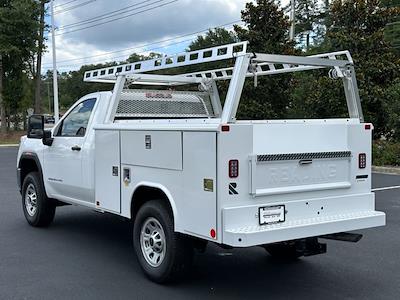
top-left (42, 0), bottom-right (290, 73)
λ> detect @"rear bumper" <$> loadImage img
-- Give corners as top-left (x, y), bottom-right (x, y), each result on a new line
top-left (223, 210), bottom-right (385, 247)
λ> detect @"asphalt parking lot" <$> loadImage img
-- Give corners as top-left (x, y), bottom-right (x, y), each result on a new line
top-left (0, 146), bottom-right (399, 299)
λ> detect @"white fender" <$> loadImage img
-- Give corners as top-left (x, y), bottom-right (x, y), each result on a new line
top-left (131, 181), bottom-right (180, 231)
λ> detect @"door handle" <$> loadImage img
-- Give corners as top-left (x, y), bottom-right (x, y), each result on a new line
top-left (299, 159), bottom-right (312, 165)
top-left (71, 145), bottom-right (81, 151)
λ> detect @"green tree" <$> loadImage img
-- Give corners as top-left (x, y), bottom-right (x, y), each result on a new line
top-left (383, 0), bottom-right (400, 49)
top-left (126, 52), bottom-right (162, 63)
top-left (385, 78), bottom-right (400, 139)
top-left (185, 28), bottom-right (239, 100)
top-left (326, 0), bottom-right (400, 138)
top-left (33, 0), bottom-right (49, 114)
top-left (290, 0), bottom-right (400, 137)
top-left (0, 0), bottom-right (40, 132)
top-left (189, 28), bottom-right (238, 51)
top-left (44, 52), bottom-right (169, 111)
top-left (52, 63), bottom-right (118, 110)
top-left (234, 0), bottom-right (295, 120)
top-left (293, 0), bottom-right (324, 50)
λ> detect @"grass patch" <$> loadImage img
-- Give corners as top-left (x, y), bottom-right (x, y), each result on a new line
top-left (0, 131), bottom-right (25, 145)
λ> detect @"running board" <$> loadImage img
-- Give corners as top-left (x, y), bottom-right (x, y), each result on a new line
top-left (320, 232), bottom-right (363, 242)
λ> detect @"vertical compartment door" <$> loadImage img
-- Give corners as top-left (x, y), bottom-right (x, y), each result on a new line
top-left (95, 130), bottom-right (121, 213)
top-left (182, 132), bottom-right (217, 239)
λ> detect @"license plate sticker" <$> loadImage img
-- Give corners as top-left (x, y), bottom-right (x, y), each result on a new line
top-left (259, 205), bottom-right (285, 225)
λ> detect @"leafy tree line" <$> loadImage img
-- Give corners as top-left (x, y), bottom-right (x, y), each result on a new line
top-left (0, 0), bottom-right (43, 133)
top-left (0, 0), bottom-right (49, 133)
top-left (1, 0), bottom-right (399, 144)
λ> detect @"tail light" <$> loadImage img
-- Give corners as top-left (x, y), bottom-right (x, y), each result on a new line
top-left (221, 125), bottom-right (230, 132)
top-left (359, 153), bottom-right (366, 169)
top-left (229, 160), bottom-right (239, 178)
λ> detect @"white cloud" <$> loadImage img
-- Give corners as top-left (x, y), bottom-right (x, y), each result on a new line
top-left (42, 0), bottom-right (251, 72)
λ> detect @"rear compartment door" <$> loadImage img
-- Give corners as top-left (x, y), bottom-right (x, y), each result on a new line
top-left (249, 123), bottom-right (356, 197)
top-left (250, 151), bottom-right (351, 196)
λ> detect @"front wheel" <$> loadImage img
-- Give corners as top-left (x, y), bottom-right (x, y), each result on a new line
top-left (21, 172), bottom-right (56, 227)
top-left (133, 200), bottom-right (193, 283)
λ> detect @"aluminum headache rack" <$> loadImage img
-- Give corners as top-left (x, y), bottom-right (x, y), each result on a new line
top-left (84, 41), bottom-right (364, 123)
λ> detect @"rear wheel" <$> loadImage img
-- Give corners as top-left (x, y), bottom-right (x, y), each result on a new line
top-left (22, 172), bottom-right (56, 227)
top-left (133, 200), bottom-right (193, 283)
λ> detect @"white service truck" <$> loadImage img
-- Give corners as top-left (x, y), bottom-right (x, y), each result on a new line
top-left (17, 42), bottom-right (385, 283)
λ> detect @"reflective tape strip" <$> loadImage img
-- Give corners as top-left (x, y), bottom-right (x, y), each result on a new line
top-left (257, 151), bottom-right (352, 162)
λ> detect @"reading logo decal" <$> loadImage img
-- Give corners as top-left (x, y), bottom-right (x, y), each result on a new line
top-left (229, 183), bottom-right (238, 195)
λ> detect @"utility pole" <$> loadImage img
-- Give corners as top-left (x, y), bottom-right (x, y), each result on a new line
top-left (50, 0), bottom-right (59, 123)
top-left (46, 81), bottom-right (51, 112)
top-left (289, 0), bottom-right (295, 41)
top-left (34, 0), bottom-right (46, 114)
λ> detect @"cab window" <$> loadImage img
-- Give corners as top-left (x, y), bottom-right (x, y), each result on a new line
top-left (57, 98), bottom-right (96, 137)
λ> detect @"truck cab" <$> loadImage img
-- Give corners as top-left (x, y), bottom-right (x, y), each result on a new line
top-left (18, 92), bottom-right (106, 205)
top-left (17, 42), bottom-right (385, 283)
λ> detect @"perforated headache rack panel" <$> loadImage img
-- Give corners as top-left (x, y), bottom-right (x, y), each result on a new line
top-left (115, 89), bottom-right (215, 118)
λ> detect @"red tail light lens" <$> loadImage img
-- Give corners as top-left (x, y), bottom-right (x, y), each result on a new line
top-left (210, 229), bottom-right (216, 239)
top-left (359, 153), bottom-right (366, 169)
top-left (221, 125), bottom-right (230, 132)
top-left (229, 160), bottom-right (239, 178)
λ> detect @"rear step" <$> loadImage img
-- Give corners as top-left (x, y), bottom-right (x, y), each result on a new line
top-left (223, 210), bottom-right (384, 247)
top-left (320, 232), bottom-right (363, 243)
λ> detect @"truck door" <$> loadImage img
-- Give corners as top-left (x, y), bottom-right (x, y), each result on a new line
top-left (43, 98), bottom-right (97, 203)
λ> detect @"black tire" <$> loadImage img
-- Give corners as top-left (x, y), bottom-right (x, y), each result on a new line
top-left (21, 172), bottom-right (56, 227)
top-left (264, 242), bottom-right (303, 260)
top-left (133, 200), bottom-right (193, 283)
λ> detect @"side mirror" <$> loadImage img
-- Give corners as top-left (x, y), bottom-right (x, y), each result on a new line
top-left (42, 130), bottom-right (54, 146)
top-left (27, 115), bottom-right (44, 139)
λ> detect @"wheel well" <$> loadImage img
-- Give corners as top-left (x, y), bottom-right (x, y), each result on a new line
top-left (19, 158), bottom-right (39, 186)
top-left (130, 186), bottom-right (173, 220)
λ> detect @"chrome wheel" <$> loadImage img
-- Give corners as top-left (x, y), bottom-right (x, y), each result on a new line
top-left (140, 217), bottom-right (166, 267)
top-left (25, 183), bottom-right (37, 217)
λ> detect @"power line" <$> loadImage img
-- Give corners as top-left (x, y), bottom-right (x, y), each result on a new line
top-left (49, 27), bottom-right (240, 70)
top-left (54, 0), bottom-right (96, 15)
top-left (43, 20), bottom-right (242, 66)
top-left (59, 0), bottom-right (156, 30)
top-left (55, 0), bottom-right (179, 36)
top-left (54, 0), bottom-right (81, 8)
top-left (45, 22), bottom-right (242, 69)
top-left (48, 38), bottom-right (196, 69)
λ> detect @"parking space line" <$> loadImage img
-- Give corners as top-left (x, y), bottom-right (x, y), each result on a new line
top-left (372, 185), bottom-right (400, 192)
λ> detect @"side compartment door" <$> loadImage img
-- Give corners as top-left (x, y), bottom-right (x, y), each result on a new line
top-left (43, 98), bottom-right (97, 202)
top-left (182, 132), bottom-right (217, 239)
top-left (94, 130), bottom-right (121, 213)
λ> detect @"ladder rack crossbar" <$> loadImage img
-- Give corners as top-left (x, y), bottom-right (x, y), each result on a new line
top-left (185, 65), bottom-right (325, 81)
top-left (252, 53), bottom-right (351, 68)
top-left (183, 51), bottom-right (353, 81)
top-left (84, 41), bottom-right (248, 83)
